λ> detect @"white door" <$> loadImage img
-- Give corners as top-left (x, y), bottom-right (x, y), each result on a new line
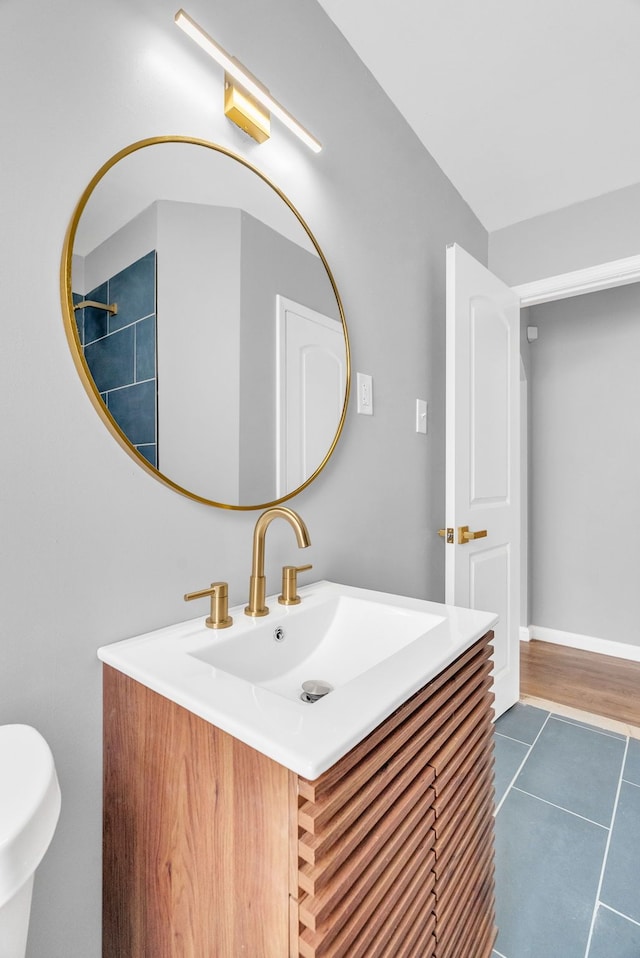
top-left (276, 296), bottom-right (346, 497)
top-left (445, 244), bottom-right (521, 717)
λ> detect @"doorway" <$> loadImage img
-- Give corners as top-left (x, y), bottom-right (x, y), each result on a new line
top-left (513, 253), bottom-right (640, 663)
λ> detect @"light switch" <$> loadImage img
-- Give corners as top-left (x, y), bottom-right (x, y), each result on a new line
top-left (357, 373), bottom-right (373, 415)
top-left (416, 399), bottom-right (427, 434)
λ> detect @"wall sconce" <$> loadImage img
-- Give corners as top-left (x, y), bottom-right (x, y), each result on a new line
top-left (174, 9), bottom-right (322, 153)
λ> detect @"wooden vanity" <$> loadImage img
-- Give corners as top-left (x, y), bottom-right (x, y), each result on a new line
top-left (103, 629), bottom-right (496, 957)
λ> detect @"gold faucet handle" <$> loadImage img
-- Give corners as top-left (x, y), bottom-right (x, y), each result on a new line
top-left (278, 564), bottom-right (313, 606)
top-left (184, 581), bottom-right (233, 629)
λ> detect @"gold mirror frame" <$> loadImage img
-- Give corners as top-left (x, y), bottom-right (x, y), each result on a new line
top-left (60, 136), bottom-right (350, 510)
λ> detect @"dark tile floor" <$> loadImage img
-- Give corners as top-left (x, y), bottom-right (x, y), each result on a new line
top-left (492, 703), bottom-right (640, 958)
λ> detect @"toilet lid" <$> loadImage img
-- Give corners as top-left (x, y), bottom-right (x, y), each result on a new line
top-left (0, 725), bottom-right (61, 908)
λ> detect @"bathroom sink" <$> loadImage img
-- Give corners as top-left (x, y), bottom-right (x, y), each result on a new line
top-left (189, 593), bottom-right (445, 702)
top-left (98, 580), bottom-right (497, 778)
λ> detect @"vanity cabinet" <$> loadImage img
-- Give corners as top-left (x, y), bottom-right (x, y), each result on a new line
top-left (103, 631), bottom-right (496, 957)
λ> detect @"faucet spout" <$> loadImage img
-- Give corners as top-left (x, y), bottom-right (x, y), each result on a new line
top-left (245, 507), bottom-right (311, 617)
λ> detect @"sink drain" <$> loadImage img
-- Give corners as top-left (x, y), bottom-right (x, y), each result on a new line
top-left (300, 679), bottom-right (333, 703)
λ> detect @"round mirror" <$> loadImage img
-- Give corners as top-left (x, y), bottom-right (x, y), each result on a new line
top-left (60, 137), bottom-right (350, 509)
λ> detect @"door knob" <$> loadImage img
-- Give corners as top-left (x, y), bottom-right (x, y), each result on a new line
top-left (458, 526), bottom-right (488, 544)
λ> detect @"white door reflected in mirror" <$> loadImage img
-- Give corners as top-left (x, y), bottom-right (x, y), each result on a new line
top-left (276, 296), bottom-right (347, 498)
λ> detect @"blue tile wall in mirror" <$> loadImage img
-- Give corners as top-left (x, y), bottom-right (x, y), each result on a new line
top-left (74, 251), bottom-right (157, 466)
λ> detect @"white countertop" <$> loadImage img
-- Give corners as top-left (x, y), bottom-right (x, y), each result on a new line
top-left (98, 580), bottom-right (497, 779)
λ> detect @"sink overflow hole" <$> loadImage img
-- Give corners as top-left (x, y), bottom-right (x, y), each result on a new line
top-left (300, 680), bottom-right (334, 703)
top-left (273, 627), bottom-right (285, 642)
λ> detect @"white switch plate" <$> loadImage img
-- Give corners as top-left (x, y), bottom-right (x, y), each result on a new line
top-left (416, 399), bottom-right (427, 434)
top-left (357, 373), bottom-right (373, 415)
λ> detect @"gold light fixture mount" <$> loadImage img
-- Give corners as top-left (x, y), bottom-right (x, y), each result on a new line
top-left (224, 66), bottom-right (271, 144)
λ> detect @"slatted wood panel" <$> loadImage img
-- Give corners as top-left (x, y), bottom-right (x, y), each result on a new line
top-left (295, 632), bottom-right (496, 958)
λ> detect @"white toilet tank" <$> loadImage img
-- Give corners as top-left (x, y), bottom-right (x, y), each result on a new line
top-left (0, 725), bottom-right (61, 958)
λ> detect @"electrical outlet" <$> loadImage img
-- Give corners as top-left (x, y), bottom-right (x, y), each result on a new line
top-left (357, 373), bottom-right (373, 415)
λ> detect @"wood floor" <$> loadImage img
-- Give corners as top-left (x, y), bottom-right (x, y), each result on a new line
top-left (520, 639), bottom-right (640, 729)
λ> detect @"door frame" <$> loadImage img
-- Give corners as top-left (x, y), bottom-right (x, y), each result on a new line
top-left (513, 252), bottom-right (640, 306)
top-left (510, 251), bottom-right (640, 642)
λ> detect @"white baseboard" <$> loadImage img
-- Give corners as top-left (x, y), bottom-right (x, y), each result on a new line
top-left (527, 624), bottom-right (640, 663)
top-left (519, 626), bottom-right (531, 643)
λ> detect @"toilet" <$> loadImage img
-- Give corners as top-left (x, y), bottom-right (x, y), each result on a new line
top-left (0, 725), bottom-right (61, 958)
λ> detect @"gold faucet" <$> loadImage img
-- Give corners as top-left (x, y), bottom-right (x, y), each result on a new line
top-left (245, 507), bottom-right (311, 617)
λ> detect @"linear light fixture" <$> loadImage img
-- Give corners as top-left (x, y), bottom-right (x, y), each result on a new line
top-left (174, 9), bottom-right (322, 153)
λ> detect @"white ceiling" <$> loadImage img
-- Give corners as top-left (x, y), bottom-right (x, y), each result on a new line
top-left (316, 0), bottom-right (640, 232)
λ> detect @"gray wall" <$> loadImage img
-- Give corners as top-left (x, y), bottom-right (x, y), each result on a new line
top-left (490, 180), bottom-right (640, 285)
top-left (1, 0), bottom-right (485, 954)
top-left (157, 201), bottom-right (242, 501)
top-left (527, 284), bottom-right (640, 647)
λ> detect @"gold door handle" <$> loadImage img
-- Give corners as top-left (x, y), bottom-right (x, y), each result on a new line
top-left (438, 528), bottom-right (454, 544)
top-left (458, 526), bottom-right (488, 544)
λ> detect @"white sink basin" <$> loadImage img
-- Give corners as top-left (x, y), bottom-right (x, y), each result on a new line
top-left (98, 581), bottom-right (497, 778)
top-left (189, 594), bottom-right (445, 702)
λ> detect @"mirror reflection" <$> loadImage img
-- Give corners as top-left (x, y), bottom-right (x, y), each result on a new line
top-left (64, 138), bottom-right (349, 509)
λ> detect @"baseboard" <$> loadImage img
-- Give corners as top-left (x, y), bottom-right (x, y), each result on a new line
top-left (528, 624), bottom-right (640, 663)
top-left (519, 626), bottom-right (531, 643)
top-left (520, 694), bottom-right (640, 740)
